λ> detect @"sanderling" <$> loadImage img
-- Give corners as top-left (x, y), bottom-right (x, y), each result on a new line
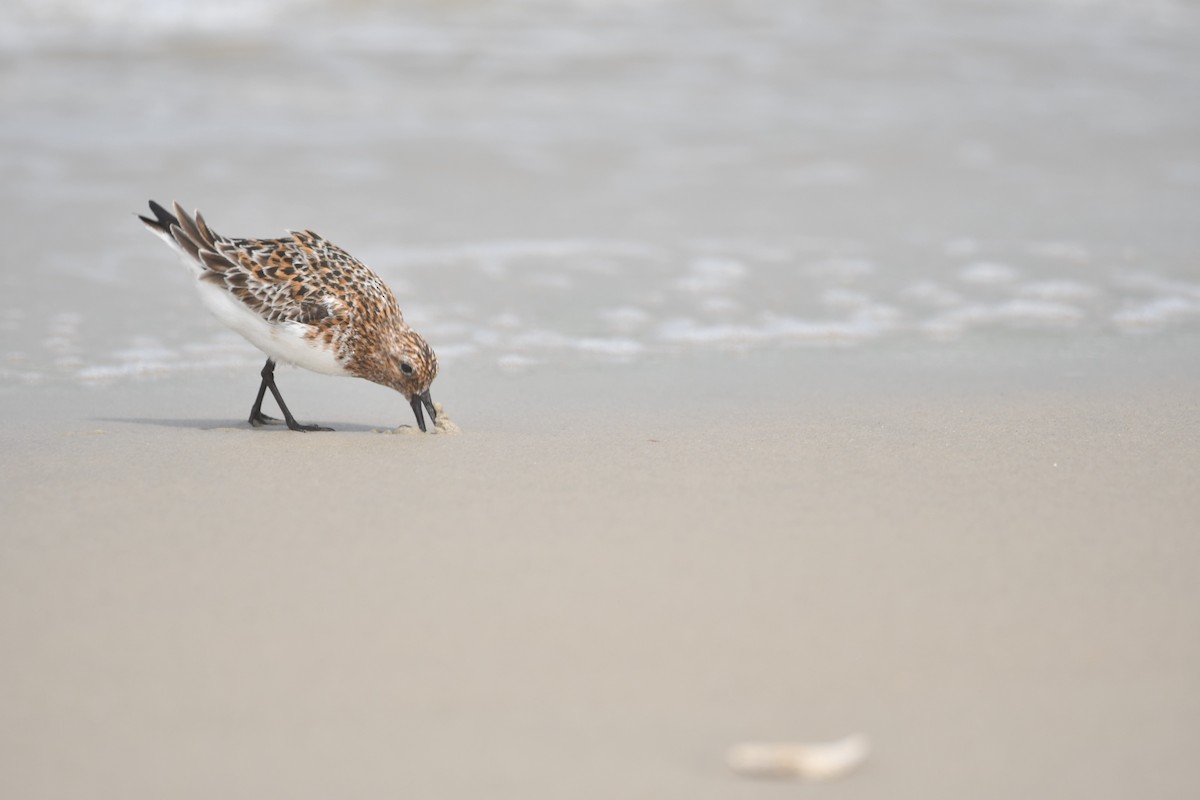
top-left (139, 200), bottom-right (438, 432)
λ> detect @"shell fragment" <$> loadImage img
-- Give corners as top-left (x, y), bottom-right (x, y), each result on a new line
top-left (727, 734), bottom-right (870, 781)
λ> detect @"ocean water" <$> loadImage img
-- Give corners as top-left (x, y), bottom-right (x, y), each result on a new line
top-left (1, 0), bottom-right (1198, 384)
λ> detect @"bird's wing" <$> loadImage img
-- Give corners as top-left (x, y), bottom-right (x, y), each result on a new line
top-left (207, 235), bottom-right (347, 326)
top-left (161, 203), bottom-right (349, 327)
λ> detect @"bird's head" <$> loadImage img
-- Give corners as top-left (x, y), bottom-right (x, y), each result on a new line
top-left (388, 332), bottom-right (439, 432)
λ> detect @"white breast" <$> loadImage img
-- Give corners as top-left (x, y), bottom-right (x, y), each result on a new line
top-left (196, 280), bottom-right (349, 376)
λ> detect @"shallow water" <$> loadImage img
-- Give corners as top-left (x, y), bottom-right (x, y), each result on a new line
top-left (2, 0), bottom-right (1198, 385)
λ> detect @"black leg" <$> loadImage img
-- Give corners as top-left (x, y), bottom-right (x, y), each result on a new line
top-left (248, 359), bottom-right (282, 426)
top-left (248, 358), bottom-right (332, 432)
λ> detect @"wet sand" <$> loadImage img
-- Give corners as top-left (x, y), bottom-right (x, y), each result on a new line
top-left (2, 342), bottom-right (1198, 799)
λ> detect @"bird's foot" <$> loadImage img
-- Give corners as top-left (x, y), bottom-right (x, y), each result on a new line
top-left (287, 421), bottom-right (334, 432)
top-left (249, 411), bottom-right (284, 427)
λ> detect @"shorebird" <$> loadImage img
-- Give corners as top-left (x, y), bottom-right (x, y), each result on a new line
top-left (139, 200), bottom-right (438, 432)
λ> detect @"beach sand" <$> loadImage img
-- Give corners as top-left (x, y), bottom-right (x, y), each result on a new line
top-left (4, 1), bottom-right (1200, 795)
top-left (2, 341), bottom-right (1198, 799)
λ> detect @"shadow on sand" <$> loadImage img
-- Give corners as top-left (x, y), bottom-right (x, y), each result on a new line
top-left (93, 417), bottom-right (385, 433)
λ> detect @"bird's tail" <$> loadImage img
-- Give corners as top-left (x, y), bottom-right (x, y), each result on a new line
top-left (138, 200), bottom-right (223, 275)
top-left (137, 199), bottom-right (178, 236)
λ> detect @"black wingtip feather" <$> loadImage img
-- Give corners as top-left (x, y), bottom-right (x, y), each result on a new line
top-left (141, 200), bottom-right (179, 233)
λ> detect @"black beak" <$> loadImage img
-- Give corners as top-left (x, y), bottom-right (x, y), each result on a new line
top-left (410, 390), bottom-right (437, 432)
top-left (421, 390), bottom-right (437, 423)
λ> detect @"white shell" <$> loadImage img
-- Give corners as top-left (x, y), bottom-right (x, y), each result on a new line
top-left (727, 734), bottom-right (870, 781)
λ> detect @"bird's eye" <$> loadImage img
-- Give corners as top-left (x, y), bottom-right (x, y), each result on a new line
top-left (400, 362), bottom-right (415, 376)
